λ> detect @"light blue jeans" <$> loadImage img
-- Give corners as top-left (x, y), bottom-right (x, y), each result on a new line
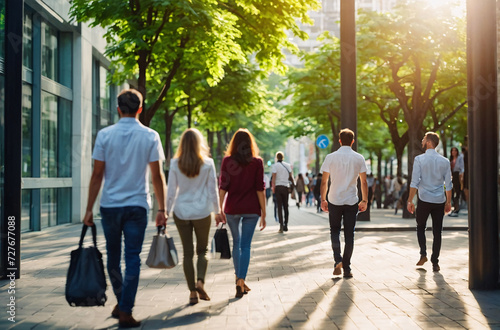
top-left (226, 214), bottom-right (259, 280)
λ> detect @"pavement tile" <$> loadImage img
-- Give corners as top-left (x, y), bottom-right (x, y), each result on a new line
top-left (1, 207), bottom-right (498, 329)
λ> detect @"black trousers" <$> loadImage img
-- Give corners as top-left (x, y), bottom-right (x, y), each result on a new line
top-left (451, 172), bottom-right (461, 212)
top-left (275, 186), bottom-right (289, 226)
top-left (416, 199), bottom-right (445, 264)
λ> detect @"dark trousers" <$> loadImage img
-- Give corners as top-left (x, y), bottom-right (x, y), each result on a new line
top-left (416, 199), bottom-right (445, 264)
top-left (451, 172), bottom-right (461, 212)
top-left (275, 186), bottom-right (289, 226)
top-left (328, 202), bottom-right (358, 272)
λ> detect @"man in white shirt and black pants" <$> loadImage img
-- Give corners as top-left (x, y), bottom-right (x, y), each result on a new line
top-left (320, 129), bottom-right (368, 278)
top-left (407, 132), bottom-right (452, 272)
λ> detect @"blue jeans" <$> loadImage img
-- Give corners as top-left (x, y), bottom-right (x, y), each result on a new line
top-left (100, 206), bottom-right (147, 314)
top-left (226, 214), bottom-right (259, 280)
top-left (328, 203), bottom-right (358, 272)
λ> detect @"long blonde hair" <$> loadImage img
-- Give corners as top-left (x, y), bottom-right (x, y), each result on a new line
top-left (174, 128), bottom-right (209, 178)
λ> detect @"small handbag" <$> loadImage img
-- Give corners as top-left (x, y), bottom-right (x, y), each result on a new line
top-left (65, 224), bottom-right (107, 307)
top-left (212, 224), bottom-right (231, 259)
top-left (279, 162), bottom-right (295, 194)
top-left (146, 226), bottom-right (178, 269)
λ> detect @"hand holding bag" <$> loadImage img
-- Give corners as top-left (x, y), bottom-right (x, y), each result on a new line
top-left (146, 226), bottom-right (178, 269)
top-left (212, 224), bottom-right (231, 259)
top-left (65, 224), bottom-right (107, 307)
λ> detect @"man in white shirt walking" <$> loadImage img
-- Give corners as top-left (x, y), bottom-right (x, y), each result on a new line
top-left (271, 151), bottom-right (293, 233)
top-left (320, 129), bottom-right (368, 278)
top-left (83, 89), bottom-right (167, 328)
top-left (407, 132), bottom-right (452, 272)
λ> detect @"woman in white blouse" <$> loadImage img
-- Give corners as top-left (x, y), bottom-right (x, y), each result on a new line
top-left (167, 128), bottom-right (223, 305)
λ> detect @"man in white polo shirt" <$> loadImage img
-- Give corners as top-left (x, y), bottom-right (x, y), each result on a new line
top-left (83, 89), bottom-right (167, 328)
top-left (407, 132), bottom-right (452, 272)
top-left (320, 128), bottom-right (368, 278)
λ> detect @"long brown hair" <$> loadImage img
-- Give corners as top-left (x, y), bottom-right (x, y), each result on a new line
top-left (174, 128), bottom-right (209, 177)
top-left (225, 128), bottom-right (260, 165)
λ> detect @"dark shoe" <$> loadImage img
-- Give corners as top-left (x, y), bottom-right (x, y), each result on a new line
top-left (433, 264), bottom-right (440, 272)
top-left (278, 225), bottom-right (283, 233)
top-left (448, 212), bottom-right (458, 217)
top-left (333, 262), bottom-right (343, 275)
top-left (118, 311), bottom-right (141, 328)
top-left (343, 271), bottom-right (353, 278)
top-left (195, 286), bottom-right (210, 301)
top-left (111, 304), bottom-right (120, 319)
top-left (283, 225), bottom-right (288, 232)
top-left (416, 256), bottom-right (428, 266)
top-left (235, 278), bottom-right (245, 298)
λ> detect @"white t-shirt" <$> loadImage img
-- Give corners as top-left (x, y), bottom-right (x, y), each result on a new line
top-left (320, 146), bottom-right (367, 205)
top-left (272, 161), bottom-right (292, 187)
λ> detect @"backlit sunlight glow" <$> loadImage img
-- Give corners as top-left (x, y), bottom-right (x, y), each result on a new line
top-left (419, 0), bottom-right (466, 17)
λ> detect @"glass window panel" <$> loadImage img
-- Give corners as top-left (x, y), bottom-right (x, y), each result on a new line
top-left (41, 92), bottom-right (57, 177)
top-left (0, 0), bottom-right (4, 60)
top-left (99, 66), bottom-right (110, 127)
top-left (41, 22), bottom-right (58, 81)
top-left (58, 98), bottom-right (72, 177)
top-left (40, 188), bottom-right (56, 228)
top-left (23, 12), bottom-right (33, 70)
top-left (57, 188), bottom-right (71, 225)
top-left (21, 189), bottom-right (31, 231)
top-left (22, 84), bottom-right (32, 177)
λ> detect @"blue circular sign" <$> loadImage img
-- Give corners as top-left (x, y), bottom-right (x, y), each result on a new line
top-left (316, 135), bottom-right (330, 149)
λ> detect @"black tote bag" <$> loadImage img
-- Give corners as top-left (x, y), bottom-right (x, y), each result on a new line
top-left (65, 224), bottom-right (107, 307)
top-left (213, 224), bottom-right (231, 259)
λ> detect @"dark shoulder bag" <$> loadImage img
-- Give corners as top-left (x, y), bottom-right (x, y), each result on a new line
top-left (65, 224), bottom-right (107, 307)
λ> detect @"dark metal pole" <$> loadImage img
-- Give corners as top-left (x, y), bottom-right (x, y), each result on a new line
top-left (2, 0), bottom-right (23, 279)
top-left (467, 0), bottom-right (499, 289)
top-left (340, 0), bottom-right (357, 150)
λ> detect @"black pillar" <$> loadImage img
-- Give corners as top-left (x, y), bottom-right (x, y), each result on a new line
top-left (340, 0), bottom-right (357, 150)
top-left (1, 0), bottom-right (23, 280)
top-left (467, 0), bottom-right (499, 289)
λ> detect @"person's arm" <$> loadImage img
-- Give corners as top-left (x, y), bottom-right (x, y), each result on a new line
top-left (150, 160), bottom-right (167, 227)
top-left (444, 162), bottom-right (453, 214)
top-left (407, 187), bottom-right (418, 214)
top-left (445, 190), bottom-right (452, 214)
top-left (83, 160), bottom-right (105, 226)
top-left (257, 190), bottom-right (266, 230)
top-left (218, 189), bottom-right (227, 225)
top-left (208, 160), bottom-right (224, 225)
top-left (320, 172), bottom-right (330, 212)
top-left (407, 157), bottom-right (421, 214)
top-left (271, 173), bottom-right (277, 193)
top-left (358, 172), bottom-right (368, 212)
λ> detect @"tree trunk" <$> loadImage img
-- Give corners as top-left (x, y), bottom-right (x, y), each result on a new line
top-left (163, 110), bottom-right (175, 170)
top-left (207, 129), bottom-right (214, 158)
top-left (187, 97), bottom-right (192, 128)
top-left (216, 130), bottom-right (223, 170)
top-left (376, 150), bottom-right (383, 209)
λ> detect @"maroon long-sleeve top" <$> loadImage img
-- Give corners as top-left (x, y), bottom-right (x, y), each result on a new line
top-left (219, 156), bottom-right (265, 215)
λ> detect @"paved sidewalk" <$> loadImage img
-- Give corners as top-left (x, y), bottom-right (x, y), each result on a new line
top-left (1, 202), bottom-right (499, 330)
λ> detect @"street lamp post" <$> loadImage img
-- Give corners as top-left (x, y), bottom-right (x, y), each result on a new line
top-left (467, 0), bottom-right (499, 289)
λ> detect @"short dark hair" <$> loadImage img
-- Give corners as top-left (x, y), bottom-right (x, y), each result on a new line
top-left (425, 132), bottom-right (440, 148)
top-left (339, 128), bottom-right (355, 146)
top-left (118, 89), bottom-right (143, 114)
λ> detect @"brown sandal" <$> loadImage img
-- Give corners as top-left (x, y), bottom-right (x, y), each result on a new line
top-left (195, 287), bottom-right (211, 301)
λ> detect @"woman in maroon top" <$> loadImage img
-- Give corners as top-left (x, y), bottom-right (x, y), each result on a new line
top-left (218, 129), bottom-right (267, 298)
